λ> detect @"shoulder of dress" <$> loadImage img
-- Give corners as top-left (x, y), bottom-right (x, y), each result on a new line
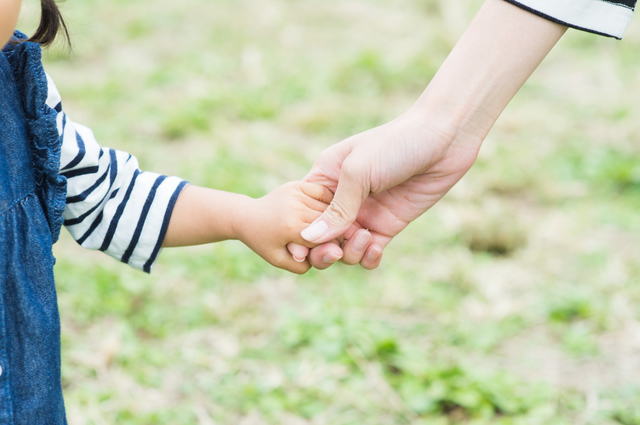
top-left (4, 31), bottom-right (67, 243)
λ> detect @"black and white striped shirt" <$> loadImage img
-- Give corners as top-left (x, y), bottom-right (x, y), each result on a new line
top-left (47, 74), bottom-right (187, 273)
top-left (505, 0), bottom-right (637, 39)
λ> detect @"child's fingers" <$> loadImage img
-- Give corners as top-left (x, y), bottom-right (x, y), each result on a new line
top-left (303, 198), bottom-right (333, 213)
top-left (273, 249), bottom-right (311, 275)
top-left (298, 182), bottom-right (334, 204)
top-left (286, 242), bottom-right (309, 262)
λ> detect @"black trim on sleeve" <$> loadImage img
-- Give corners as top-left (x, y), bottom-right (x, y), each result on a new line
top-left (143, 181), bottom-right (189, 273)
top-left (503, 0), bottom-right (622, 40)
top-left (120, 175), bottom-right (167, 265)
top-left (613, 0), bottom-right (636, 9)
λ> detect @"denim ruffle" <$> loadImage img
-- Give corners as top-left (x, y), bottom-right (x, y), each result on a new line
top-left (2, 32), bottom-right (67, 243)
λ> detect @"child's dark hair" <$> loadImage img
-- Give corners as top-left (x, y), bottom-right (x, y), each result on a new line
top-left (27, 0), bottom-right (70, 47)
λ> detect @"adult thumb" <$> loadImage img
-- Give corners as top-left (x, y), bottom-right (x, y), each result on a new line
top-left (301, 160), bottom-right (369, 244)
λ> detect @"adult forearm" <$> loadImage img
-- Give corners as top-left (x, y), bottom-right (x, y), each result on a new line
top-left (299, 0), bottom-right (568, 269)
top-left (413, 0), bottom-right (567, 146)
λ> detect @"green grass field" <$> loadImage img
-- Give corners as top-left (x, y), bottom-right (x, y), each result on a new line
top-left (18, 0), bottom-right (640, 423)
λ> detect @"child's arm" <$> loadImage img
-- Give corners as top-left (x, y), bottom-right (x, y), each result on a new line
top-left (49, 74), bottom-right (187, 273)
top-left (50, 70), bottom-right (327, 274)
top-left (163, 182), bottom-right (333, 274)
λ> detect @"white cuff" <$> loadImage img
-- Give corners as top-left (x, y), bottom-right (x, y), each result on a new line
top-left (505, 0), bottom-right (634, 39)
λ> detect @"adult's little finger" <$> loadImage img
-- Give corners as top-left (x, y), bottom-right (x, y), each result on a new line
top-left (360, 244), bottom-right (383, 270)
top-left (307, 242), bottom-right (343, 270)
top-left (340, 229), bottom-right (372, 265)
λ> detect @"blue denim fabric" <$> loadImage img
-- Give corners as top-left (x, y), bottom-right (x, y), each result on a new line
top-left (0, 33), bottom-right (68, 424)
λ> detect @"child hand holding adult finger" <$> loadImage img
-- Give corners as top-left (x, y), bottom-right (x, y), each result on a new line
top-left (163, 181), bottom-right (336, 274)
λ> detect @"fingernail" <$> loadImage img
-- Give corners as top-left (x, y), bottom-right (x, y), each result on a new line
top-left (366, 248), bottom-right (381, 262)
top-left (301, 220), bottom-right (329, 242)
top-left (293, 255), bottom-right (305, 263)
top-left (353, 232), bottom-right (370, 253)
top-left (322, 252), bottom-right (342, 264)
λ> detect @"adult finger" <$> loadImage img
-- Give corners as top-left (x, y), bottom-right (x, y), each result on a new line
top-left (359, 244), bottom-right (383, 270)
top-left (303, 143), bottom-right (352, 191)
top-left (287, 237), bottom-right (345, 270)
top-left (301, 158), bottom-right (369, 244)
top-left (307, 242), bottom-right (344, 270)
top-left (342, 230), bottom-right (391, 270)
top-left (340, 229), bottom-right (372, 265)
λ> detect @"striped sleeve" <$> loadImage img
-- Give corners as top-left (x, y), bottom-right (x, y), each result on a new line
top-left (46, 74), bottom-right (188, 273)
top-left (504, 0), bottom-right (636, 39)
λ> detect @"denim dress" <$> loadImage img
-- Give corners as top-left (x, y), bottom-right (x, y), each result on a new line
top-left (0, 33), bottom-right (68, 424)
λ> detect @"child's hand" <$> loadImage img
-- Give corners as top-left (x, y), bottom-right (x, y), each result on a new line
top-left (163, 181), bottom-right (334, 274)
top-left (236, 181), bottom-right (334, 274)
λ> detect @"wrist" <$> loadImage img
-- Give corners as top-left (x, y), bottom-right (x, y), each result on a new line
top-left (163, 186), bottom-right (256, 247)
top-left (407, 0), bottom-right (566, 151)
top-left (230, 194), bottom-right (257, 244)
top-left (406, 92), bottom-right (486, 153)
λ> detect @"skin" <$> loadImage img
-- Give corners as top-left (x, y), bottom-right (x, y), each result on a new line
top-left (0, 0), bottom-right (21, 46)
top-left (1, 0), bottom-right (333, 275)
top-left (0, 0), bottom-right (336, 275)
top-left (162, 182), bottom-right (333, 274)
top-left (288, 0), bottom-right (568, 270)
top-left (2, 0), bottom-right (566, 276)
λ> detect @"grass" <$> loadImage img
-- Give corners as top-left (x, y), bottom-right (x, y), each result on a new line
top-left (16, 0), bottom-right (640, 423)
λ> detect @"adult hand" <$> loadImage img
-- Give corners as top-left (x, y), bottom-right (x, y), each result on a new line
top-left (287, 0), bottom-right (567, 269)
top-left (287, 108), bottom-right (480, 269)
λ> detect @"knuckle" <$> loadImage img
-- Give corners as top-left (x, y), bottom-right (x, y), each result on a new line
top-left (324, 201), bottom-right (351, 225)
top-left (323, 187), bottom-right (334, 202)
top-left (340, 158), bottom-right (371, 195)
top-left (340, 158), bottom-right (363, 181)
top-left (318, 146), bottom-right (336, 162)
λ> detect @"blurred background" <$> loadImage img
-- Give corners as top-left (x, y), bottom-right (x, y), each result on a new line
top-left (17, 0), bottom-right (640, 423)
